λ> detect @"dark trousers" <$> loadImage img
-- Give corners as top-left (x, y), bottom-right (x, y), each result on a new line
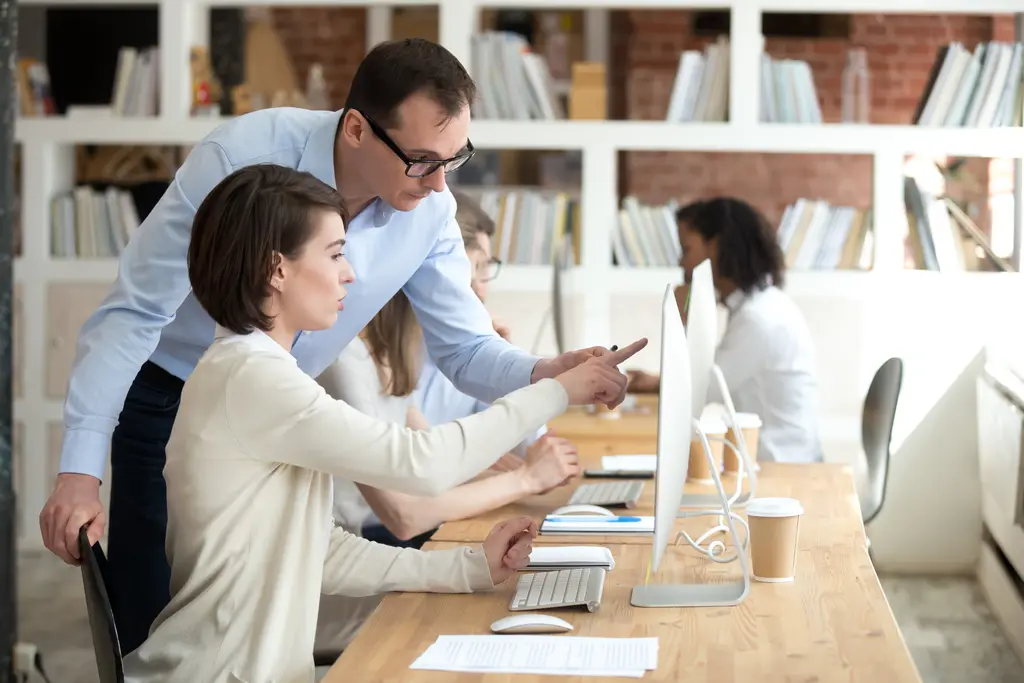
top-left (106, 361), bottom-right (183, 655)
top-left (361, 523), bottom-right (437, 550)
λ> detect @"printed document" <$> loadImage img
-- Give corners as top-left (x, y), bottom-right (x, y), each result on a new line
top-left (410, 635), bottom-right (659, 678)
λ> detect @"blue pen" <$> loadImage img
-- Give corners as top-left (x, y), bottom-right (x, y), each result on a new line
top-left (545, 516), bottom-right (643, 523)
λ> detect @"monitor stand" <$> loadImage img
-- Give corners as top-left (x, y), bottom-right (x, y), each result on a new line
top-left (678, 364), bottom-right (758, 511)
top-left (631, 420), bottom-right (751, 608)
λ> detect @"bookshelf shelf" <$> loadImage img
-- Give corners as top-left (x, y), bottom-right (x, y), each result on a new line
top-left (19, 118), bottom-right (1024, 158)
top-left (15, 117), bottom-right (219, 145)
top-left (13, 259), bottom-right (119, 284)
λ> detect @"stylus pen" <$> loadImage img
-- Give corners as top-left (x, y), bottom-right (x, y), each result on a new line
top-left (610, 345), bottom-right (618, 351)
top-left (545, 516), bottom-right (643, 523)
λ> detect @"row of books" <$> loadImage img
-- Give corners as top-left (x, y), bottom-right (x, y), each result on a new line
top-left (777, 199), bottom-right (873, 271)
top-left (612, 197), bottom-right (682, 268)
top-left (463, 188), bottom-right (581, 266)
top-left (666, 41), bottom-right (822, 123)
top-left (760, 54), bottom-right (822, 124)
top-left (471, 31), bottom-right (564, 121)
top-left (903, 177), bottom-right (981, 271)
top-left (665, 37), bottom-right (730, 123)
top-left (50, 186), bottom-right (140, 259)
top-left (914, 41), bottom-right (1024, 128)
top-left (111, 46), bottom-right (161, 117)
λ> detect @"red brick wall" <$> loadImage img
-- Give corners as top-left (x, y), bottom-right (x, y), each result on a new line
top-left (271, 7), bottom-right (367, 109)
top-left (614, 11), bottom-right (996, 227)
top-left (269, 9), bottom-right (1006, 233)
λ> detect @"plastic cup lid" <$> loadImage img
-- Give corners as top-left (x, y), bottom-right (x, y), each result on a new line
top-left (696, 415), bottom-right (727, 435)
top-left (724, 412), bottom-right (762, 428)
top-left (746, 497), bottom-right (804, 518)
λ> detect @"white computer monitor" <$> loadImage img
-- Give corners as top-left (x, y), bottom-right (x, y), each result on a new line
top-left (683, 258), bottom-right (758, 507)
top-left (687, 259), bottom-right (717, 419)
top-left (630, 283), bottom-right (750, 608)
top-left (647, 282), bottom-right (693, 576)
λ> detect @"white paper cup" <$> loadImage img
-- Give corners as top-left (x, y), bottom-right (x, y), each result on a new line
top-left (723, 412), bottom-right (762, 474)
top-left (747, 497), bottom-right (803, 583)
top-left (688, 416), bottom-right (727, 484)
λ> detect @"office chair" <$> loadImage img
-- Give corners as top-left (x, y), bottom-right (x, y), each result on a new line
top-left (860, 357), bottom-right (904, 526)
top-left (78, 527), bottom-right (125, 683)
top-left (78, 527), bottom-right (342, 674)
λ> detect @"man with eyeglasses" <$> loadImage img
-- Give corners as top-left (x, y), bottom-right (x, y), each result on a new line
top-left (39, 37), bottom-right (646, 653)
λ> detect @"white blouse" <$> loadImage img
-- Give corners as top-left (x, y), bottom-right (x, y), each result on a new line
top-left (316, 337), bottom-right (411, 533)
top-left (122, 327), bottom-right (568, 683)
top-left (708, 285), bottom-right (823, 463)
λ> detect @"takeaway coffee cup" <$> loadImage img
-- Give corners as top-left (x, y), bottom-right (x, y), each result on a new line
top-left (687, 415), bottom-right (727, 484)
top-left (723, 412), bottom-right (762, 475)
top-left (746, 497), bottom-right (804, 582)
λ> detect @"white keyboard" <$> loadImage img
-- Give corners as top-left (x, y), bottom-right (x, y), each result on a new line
top-left (510, 567), bottom-right (606, 612)
top-left (569, 481), bottom-right (643, 507)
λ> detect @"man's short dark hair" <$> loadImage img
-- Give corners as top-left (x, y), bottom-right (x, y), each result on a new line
top-left (188, 162), bottom-right (348, 335)
top-left (676, 197), bottom-right (786, 293)
top-left (345, 38), bottom-right (476, 129)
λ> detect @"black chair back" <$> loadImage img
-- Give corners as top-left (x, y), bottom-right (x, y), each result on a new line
top-left (78, 527), bottom-right (125, 683)
top-left (860, 357), bottom-right (904, 525)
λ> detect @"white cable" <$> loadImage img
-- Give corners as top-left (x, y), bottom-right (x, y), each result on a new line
top-left (671, 420), bottom-right (752, 578)
top-left (707, 435), bottom-right (745, 504)
top-left (675, 509), bottom-right (749, 563)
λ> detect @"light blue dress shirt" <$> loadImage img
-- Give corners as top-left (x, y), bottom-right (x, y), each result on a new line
top-left (62, 107), bottom-right (541, 480)
top-left (413, 349), bottom-right (547, 457)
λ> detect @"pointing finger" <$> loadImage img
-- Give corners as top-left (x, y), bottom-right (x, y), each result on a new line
top-left (603, 338), bottom-right (649, 367)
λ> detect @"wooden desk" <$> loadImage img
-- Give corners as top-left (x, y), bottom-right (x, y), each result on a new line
top-left (546, 403), bottom-right (658, 458)
top-left (327, 464), bottom-right (921, 683)
top-left (432, 462), bottom-right (857, 546)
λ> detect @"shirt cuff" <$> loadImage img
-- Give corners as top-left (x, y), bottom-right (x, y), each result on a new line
top-left (59, 429), bottom-right (110, 482)
top-left (463, 546), bottom-right (496, 592)
top-left (512, 353), bottom-right (543, 390)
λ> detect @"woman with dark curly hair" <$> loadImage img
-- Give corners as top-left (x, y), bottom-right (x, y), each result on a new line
top-left (629, 197), bottom-right (822, 464)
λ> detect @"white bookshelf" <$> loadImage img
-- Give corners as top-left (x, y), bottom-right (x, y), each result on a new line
top-left (12, 0), bottom-right (1024, 549)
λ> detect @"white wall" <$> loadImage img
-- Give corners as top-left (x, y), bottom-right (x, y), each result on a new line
top-left (489, 271), bottom-right (1024, 574)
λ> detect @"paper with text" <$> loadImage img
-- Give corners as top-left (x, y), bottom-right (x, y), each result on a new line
top-left (409, 635), bottom-right (658, 678)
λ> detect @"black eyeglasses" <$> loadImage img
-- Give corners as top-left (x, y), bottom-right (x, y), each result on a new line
top-left (356, 110), bottom-right (475, 178)
top-left (475, 257), bottom-right (502, 283)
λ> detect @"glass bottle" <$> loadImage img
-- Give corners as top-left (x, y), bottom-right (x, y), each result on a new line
top-left (306, 63), bottom-right (330, 111)
top-left (841, 48), bottom-right (870, 123)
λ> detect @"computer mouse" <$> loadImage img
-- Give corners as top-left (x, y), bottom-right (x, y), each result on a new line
top-left (490, 614), bottom-right (574, 634)
top-left (550, 504), bottom-right (615, 517)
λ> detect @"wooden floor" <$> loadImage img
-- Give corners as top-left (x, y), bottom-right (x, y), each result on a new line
top-left (15, 549), bottom-right (1024, 683)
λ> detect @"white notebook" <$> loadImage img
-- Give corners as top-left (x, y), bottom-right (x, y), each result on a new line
top-left (601, 454), bottom-right (657, 472)
top-left (526, 545), bottom-right (615, 570)
top-left (540, 515), bottom-right (655, 535)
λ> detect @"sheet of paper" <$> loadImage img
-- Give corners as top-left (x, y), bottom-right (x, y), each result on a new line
top-left (410, 635), bottom-right (658, 678)
top-left (602, 455), bottom-right (657, 472)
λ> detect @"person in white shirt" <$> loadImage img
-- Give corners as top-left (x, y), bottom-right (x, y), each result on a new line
top-left (122, 163), bottom-right (641, 683)
top-left (627, 197), bottom-right (822, 463)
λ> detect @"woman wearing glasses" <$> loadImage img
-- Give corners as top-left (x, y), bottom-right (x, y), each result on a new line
top-left (314, 190), bottom-right (580, 651)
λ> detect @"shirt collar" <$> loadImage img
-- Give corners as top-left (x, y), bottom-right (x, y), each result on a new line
top-left (723, 288), bottom-right (747, 314)
top-left (213, 325), bottom-right (296, 363)
top-left (296, 110), bottom-right (342, 189)
top-left (298, 109), bottom-right (395, 229)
